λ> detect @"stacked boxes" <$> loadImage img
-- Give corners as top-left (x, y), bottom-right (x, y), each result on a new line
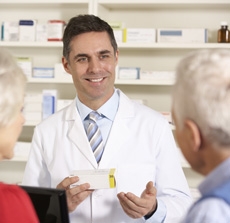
top-left (118, 67), bottom-right (140, 79)
top-left (157, 28), bottom-right (208, 43)
top-left (47, 20), bottom-right (65, 41)
top-left (33, 67), bottom-right (54, 78)
top-left (1, 19), bottom-right (208, 83)
top-left (123, 28), bottom-right (156, 43)
top-left (1, 19), bottom-right (65, 42)
top-left (17, 57), bottom-right (32, 78)
top-left (24, 93), bottom-right (42, 124)
top-left (1, 21), bottom-right (18, 41)
top-left (42, 90), bottom-right (57, 120)
top-left (19, 20), bottom-right (36, 42)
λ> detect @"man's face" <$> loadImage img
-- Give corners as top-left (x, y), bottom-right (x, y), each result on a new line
top-left (62, 31), bottom-right (118, 109)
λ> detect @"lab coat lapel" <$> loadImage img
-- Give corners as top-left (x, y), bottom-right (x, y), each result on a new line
top-left (99, 91), bottom-right (134, 167)
top-left (66, 100), bottom-right (98, 168)
top-left (99, 117), bottom-right (129, 167)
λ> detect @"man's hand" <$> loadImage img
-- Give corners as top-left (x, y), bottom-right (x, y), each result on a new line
top-left (117, 181), bottom-right (157, 219)
top-left (56, 176), bottom-right (93, 212)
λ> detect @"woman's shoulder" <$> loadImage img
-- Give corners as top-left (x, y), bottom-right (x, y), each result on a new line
top-left (0, 182), bottom-right (39, 222)
top-left (0, 182), bottom-right (28, 198)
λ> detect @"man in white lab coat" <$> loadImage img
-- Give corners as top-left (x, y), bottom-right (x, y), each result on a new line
top-left (22, 14), bottom-right (191, 223)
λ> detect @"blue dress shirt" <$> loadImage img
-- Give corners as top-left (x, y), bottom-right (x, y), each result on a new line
top-left (181, 157), bottom-right (230, 223)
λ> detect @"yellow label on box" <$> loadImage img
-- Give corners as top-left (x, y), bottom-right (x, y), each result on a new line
top-left (109, 168), bottom-right (116, 188)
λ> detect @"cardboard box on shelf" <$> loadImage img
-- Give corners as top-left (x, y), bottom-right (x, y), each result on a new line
top-left (157, 28), bottom-right (208, 43)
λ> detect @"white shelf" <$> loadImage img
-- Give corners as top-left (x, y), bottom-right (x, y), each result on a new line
top-left (7, 153), bottom-right (188, 168)
top-left (24, 121), bottom-right (39, 126)
top-left (3, 157), bottom-right (27, 162)
top-left (26, 78), bottom-right (174, 85)
top-left (1, 41), bottom-right (230, 49)
top-left (115, 79), bottom-right (174, 86)
top-left (2, 142), bottom-right (31, 162)
top-left (0, 41), bottom-right (63, 48)
top-left (28, 77), bottom-right (72, 84)
top-left (99, 0), bottom-right (229, 3)
top-left (182, 163), bottom-right (190, 168)
top-left (118, 43), bottom-right (230, 50)
top-left (0, 0), bottom-right (89, 4)
top-left (98, 0), bottom-right (230, 9)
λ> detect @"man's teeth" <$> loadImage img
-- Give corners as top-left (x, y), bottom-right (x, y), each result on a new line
top-left (90, 78), bottom-right (103, 82)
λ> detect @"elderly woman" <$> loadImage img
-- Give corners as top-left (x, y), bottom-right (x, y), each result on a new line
top-left (0, 47), bottom-right (38, 222)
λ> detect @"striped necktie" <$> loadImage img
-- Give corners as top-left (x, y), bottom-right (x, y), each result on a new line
top-left (87, 111), bottom-right (104, 163)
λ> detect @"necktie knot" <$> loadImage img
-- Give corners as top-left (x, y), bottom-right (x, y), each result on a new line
top-left (88, 111), bottom-right (101, 123)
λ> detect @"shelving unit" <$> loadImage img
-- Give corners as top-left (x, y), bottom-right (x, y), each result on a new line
top-left (0, 0), bottom-right (90, 183)
top-left (1, 0), bottom-right (227, 188)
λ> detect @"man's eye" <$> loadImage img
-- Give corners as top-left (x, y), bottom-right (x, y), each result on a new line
top-left (77, 57), bottom-right (88, 62)
top-left (100, 54), bottom-right (109, 59)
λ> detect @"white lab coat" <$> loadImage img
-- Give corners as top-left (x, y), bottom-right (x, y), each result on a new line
top-left (22, 90), bottom-right (191, 223)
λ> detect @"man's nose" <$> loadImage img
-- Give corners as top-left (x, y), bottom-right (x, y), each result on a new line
top-left (88, 58), bottom-right (102, 74)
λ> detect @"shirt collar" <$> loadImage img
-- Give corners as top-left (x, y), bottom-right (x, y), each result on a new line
top-left (199, 156), bottom-right (230, 196)
top-left (76, 88), bottom-right (120, 122)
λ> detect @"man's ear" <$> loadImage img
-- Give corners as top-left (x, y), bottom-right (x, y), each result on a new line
top-left (115, 50), bottom-right (119, 66)
top-left (184, 119), bottom-right (202, 152)
top-left (62, 57), bottom-right (72, 75)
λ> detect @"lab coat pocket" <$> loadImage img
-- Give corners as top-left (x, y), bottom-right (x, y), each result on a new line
top-left (115, 164), bottom-right (155, 197)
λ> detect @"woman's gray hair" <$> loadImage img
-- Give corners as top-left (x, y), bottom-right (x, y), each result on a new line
top-left (0, 47), bottom-right (27, 127)
top-left (172, 49), bottom-right (230, 147)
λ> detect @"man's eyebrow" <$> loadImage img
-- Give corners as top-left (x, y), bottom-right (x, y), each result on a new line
top-left (73, 53), bottom-right (88, 60)
top-left (98, 50), bottom-right (112, 55)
